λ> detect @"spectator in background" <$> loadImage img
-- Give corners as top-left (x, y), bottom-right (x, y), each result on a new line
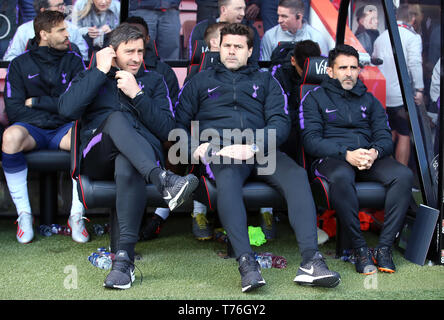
top-left (125, 16), bottom-right (179, 105)
top-left (3, 0), bottom-right (88, 61)
top-left (19, 0), bottom-right (37, 23)
top-left (71, 0), bottom-right (120, 59)
top-left (0, 1), bottom-right (20, 58)
top-left (430, 58), bottom-right (440, 156)
top-left (196, 0), bottom-right (219, 23)
top-left (189, 0), bottom-right (262, 62)
top-left (372, 4), bottom-right (424, 167)
top-left (260, 0), bottom-right (329, 61)
top-left (129, 0), bottom-right (181, 60)
top-left (245, 0), bottom-right (278, 33)
top-left (3, 10), bottom-right (87, 244)
top-left (354, 4), bottom-right (379, 56)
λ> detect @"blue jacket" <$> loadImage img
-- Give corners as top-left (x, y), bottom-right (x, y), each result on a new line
top-left (300, 76), bottom-right (393, 161)
top-left (175, 61), bottom-right (290, 157)
top-left (129, 0), bottom-right (181, 10)
top-left (5, 38), bottom-right (86, 129)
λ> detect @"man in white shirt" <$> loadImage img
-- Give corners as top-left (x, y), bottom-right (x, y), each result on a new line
top-left (372, 4), bottom-right (424, 166)
top-left (3, 0), bottom-right (88, 61)
top-left (260, 0), bottom-right (329, 61)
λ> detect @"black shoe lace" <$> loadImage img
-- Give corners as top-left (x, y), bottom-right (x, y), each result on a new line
top-left (113, 258), bottom-right (144, 285)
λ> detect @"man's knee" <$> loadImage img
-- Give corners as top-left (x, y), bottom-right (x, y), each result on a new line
top-left (392, 164), bottom-right (414, 188)
top-left (59, 128), bottom-right (71, 151)
top-left (102, 111), bottom-right (127, 133)
top-left (319, 164), bottom-right (354, 187)
top-left (2, 126), bottom-right (31, 153)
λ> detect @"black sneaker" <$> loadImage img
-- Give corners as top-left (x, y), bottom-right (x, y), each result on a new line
top-left (103, 250), bottom-right (136, 290)
top-left (373, 246), bottom-right (396, 273)
top-left (139, 214), bottom-right (165, 241)
top-left (294, 252), bottom-right (341, 288)
top-left (238, 253), bottom-right (266, 293)
top-left (158, 171), bottom-right (199, 211)
top-left (354, 247), bottom-right (377, 275)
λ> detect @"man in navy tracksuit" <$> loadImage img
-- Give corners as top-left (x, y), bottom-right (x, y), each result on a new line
top-left (2, 10), bottom-right (87, 245)
top-left (300, 44), bottom-right (413, 275)
top-left (59, 24), bottom-right (198, 290)
top-left (175, 23), bottom-right (340, 293)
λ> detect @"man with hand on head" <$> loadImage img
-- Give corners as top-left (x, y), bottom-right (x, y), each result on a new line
top-left (59, 24), bottom-right (198, 290)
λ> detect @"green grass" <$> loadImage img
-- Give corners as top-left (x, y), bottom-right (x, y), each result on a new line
top-left (0, 213), bottom-right (443, 300)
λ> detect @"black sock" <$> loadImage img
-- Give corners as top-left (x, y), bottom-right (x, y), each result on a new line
top-left (148, 167), bottom-right (163, 187)
top-left (301, 249), bottom-right (317, 265)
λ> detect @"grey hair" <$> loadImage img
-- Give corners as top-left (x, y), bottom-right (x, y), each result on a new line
top-left (108, 23), bottom-right (145, 50)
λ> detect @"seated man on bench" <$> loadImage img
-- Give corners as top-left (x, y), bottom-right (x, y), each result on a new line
top-left (174, 23), bottom-right (341, 293)
top-left (3, 10), bottom-right (87, 244)
top-left (59, 24), bottom-right (198, 290)
top-left (300, 44), bottom-right (413, 275)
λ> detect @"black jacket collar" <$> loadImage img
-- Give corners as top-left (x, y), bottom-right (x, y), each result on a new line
top-left (321, 76), bottom-right (368, 97)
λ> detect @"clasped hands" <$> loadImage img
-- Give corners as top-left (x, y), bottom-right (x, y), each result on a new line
top-left (346, 148), bottom-right (378, 170)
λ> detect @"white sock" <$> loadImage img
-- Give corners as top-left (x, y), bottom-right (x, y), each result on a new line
top-left (4, 168), bottom-right (32, 215)
top-left (192, 200), bottom-right (207, 217)
top-left (155, 207), bottom-right (170, 220)
top-left (260, 208), bottom-right (273, 215)
top-left (70, 178), bottom-right (85, 216)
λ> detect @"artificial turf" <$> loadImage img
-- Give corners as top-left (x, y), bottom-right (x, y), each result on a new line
top-left (0, 212), bottom-right (443, 301)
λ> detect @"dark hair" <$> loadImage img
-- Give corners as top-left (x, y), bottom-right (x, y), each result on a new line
top-left (396, 4), bottom-right (419, 24)
top-left (125, 16), bottom-right (149, 35)
top-left (34, 10), bottom-right (65, 43)
top-left (108, 24), bottom-right (145, 50)
top-left (293, 40), bottom-right (321, 70)
top-left (33, 0), bottom-right (50, 13)
top-left (219, 23), bottom-right (254, 49)
top-left (327, 44), bottom-right (359, 67)
top-left (204, 22), bottom-right (228, 48)
top-left (278, 0), bottom-right (305, 15)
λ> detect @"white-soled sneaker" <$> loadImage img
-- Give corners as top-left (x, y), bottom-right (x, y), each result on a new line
top-left (68, 212), bottom-right (90, 243)
top-left (294, 252), bottom-right (341, 288)
top-left (15, 212), bottom-right (34, 244)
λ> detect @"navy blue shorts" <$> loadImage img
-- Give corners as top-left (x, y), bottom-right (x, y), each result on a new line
top-left (14, 122), bottom-right (72, 150)
top-left (386, 106), bottom-right (410, 136)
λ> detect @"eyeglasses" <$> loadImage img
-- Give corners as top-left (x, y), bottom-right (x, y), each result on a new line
top-left (48, 2), bottom-right (66, 9)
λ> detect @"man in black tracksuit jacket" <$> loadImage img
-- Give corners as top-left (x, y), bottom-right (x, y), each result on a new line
top-left (2, 11), bottom-right (87, 245)
top-left (58, 24), bottom-right (198, 290)
top-left (300, 44), bottom-right (413, 275)
top-left (175, 23), bottom-right (340, 293)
